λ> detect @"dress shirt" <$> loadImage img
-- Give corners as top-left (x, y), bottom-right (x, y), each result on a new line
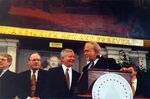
top-left (88, 58), bottom-right (99, 69)
top-left (132, 78), bottom-right (137, 92)
top-left (0, 68), bottom-right (8, 77)
top-left (93, 58), bottom-right (99, 66)
top-left (30, 69), bottom-right (39, 81)
top-left (62, 64), bottom-right (72, 88)
top-left (27, 69), bottom-right (39, 99)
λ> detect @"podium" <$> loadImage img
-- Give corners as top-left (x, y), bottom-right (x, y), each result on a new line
top-left (78, 69), bottom-right (132, 98)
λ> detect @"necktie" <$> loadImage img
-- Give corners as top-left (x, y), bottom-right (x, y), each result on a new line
top-left (31, 70), bottom-right (36, 97)
top-left (65, 68), bottom-right (70, 89)
top-left (131, 82), bottom-right (135, 95)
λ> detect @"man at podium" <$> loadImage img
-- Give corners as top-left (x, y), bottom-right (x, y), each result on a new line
top-left (83, 42), bottom-right (136, 74)
top-left (83, 42), bottom-right (121, 72)
top-left (78, 42), bottom-right (137, 97)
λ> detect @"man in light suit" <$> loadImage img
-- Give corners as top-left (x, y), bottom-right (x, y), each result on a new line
top-left (44, 48), bottom-right (80, 98)
top-left (0, 52), bottom-right (19, 99)
top-left (18, 52), bottom-right (47, 99)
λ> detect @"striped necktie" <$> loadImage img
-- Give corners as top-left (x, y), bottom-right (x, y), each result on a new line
top-left (31, 70), bottom-right (36, 97)
top-left (65, 68), bottom-right (70, 89)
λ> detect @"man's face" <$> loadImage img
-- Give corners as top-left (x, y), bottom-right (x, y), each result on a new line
top-left (61, 52), bottom-right (75, 67)
top-left (28, 53), bottom-right (41, 70)
top-left (84, 43), bottom-right (98, 61)
top-left (0, 56), bottom-right (11, 69)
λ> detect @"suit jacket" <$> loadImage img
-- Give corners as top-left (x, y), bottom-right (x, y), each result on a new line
top-left (134, 71), bottom-right (150, 98)
top-left (18, 69), bottom-right (47, 98)
top-left (44, 65), bottom-right (80, 98)
top-left (82, 56), bottom-right (120, 72)
top-left (79, 56), bottom-right (120, 93)
top-left (0, 70), bottom-right (19, 99)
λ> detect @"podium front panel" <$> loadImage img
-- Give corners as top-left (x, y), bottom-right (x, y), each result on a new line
top-left (88, 69), bottom-right (131, 89)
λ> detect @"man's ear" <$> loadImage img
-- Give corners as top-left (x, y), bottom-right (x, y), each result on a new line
top-left (7, 62), bottom-right (12, 68)
top-left (60, 56), bottom-right (64, 63)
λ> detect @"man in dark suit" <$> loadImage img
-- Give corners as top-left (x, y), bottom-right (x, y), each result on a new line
top-left (135, 70), bottom-right (150, 98)
top-left (18, 52), bottom-right (47, 99)
top-left (44, 48), bottom-right (80, 98)
top-left (0, 52), bottom-right (19, 99)
top-left (82, 42), bottom-right (120, 72)
top-left (79, 42), bottom-right (137, 95)
top-left (82, 55), bottom-right (120, 72)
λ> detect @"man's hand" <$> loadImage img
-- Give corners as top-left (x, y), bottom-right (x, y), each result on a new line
top-left (120, 66), bottom-right (137, 81)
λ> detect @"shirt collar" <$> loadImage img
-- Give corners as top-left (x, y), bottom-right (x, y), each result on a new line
top-left (93, 58), bottom-right (99, 66)
top-left (62, 64), bottom-right (72, 72)
top-left (99, 54), bottom-right (102, 57)
top-left (62, 64), bottom-right (72, 88)
top-left (30, 69), bottom-right (39, 80)
top-left (30, 69), bottom-right (39, 74)
top-left (0, 68), bottom-right (8, 77)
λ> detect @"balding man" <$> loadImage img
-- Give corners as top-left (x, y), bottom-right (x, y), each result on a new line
top-left (19, 52), bottom-right (47, 99)
top-left (79, 42), bottom-right (137, 95)
top-left (82, 41), bottom-right (120, 72)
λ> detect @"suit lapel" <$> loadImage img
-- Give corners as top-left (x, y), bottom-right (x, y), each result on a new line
top-left (0, 70), bottom-right (9, 78)
top-left (94, 57), bottom-right (107, 69)
top-left (70, 69), bottom-right (79, 97)
top-left (27, 70), bottom-right (32, 95)
top-left (82, 62), bottom-right (91, 72)
top-left (60, 66), bottom-right (69, 90)
top-left (36, 69), bottom-right (40, 87)
top-left (36, 69), bottom-right (40, 95)
top-left (21, 70), bottom-right (31, 96)
top-left (70, 70), bottom-right (75, 91)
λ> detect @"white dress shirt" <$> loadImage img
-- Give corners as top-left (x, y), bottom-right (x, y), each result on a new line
top-left (88, 58), bottom-right (99, 69)
top-left (27, 69), bottom-right (39, 99)
top-left (0, 68), bottom-right (8, 77)
top-left (62, 64), bottom-right (72, 88)
top-left (30, 69), bottom-right (39, 81)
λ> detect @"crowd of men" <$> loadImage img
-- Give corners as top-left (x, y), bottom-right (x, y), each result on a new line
top-left (0, 41), bottom-right (143, 99)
